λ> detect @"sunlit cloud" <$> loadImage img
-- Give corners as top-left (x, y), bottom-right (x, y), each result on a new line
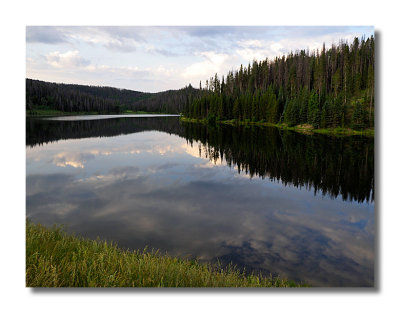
top-left (89, 149), bottom-right (112, 156)
top-left (46, 50), bottom-right (90, 68)
top-left (52, 151), bottom-right (95, 168)
top-left (183, 52), bottom-right (229, 78)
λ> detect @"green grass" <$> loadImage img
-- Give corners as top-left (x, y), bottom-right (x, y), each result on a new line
top-left (180, 116), bottom-right (208, 124)
top-left (313, 127), bottom-right (374, 137)
top-left (120, 110), bottom-right (161, 114)
top-left (26, 221), bottom-right (306, 287)
top-left (180, 117), bottom-right (374, 137)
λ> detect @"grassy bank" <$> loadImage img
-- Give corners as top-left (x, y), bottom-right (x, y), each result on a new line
top-left (26, 221), bottom-right (305, 287)
top-left (120, 110), bottom-right (160, 114)
top-left (180, 117), bottom-right (374, 137)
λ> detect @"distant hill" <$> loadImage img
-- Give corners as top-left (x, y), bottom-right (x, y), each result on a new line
top-left (26, 79), bottom-right (200, 114)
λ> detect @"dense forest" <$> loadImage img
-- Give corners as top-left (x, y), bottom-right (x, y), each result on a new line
top-left (184, 36), bottom-right (374, 130)
top-left (26, 79), bottom-right (151, 113)
top-left (26, 79), bottom-right (198, 114)
top-left (132, 84), bottom-right (200, 113)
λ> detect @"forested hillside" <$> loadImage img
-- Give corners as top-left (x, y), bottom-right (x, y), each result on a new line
top-left (184, 36), bottom-right (374, 130)
top-left (26, 79), bottom-right (151, 113)
top-left (26, 79), bottom-right (199, 114)
top-left (132, 84), bottom-right (200, 113)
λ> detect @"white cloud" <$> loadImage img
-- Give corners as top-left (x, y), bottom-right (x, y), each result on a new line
top-left (235, 32), bottom-right (368, 62)
top-left (67, 27), bottom-right (140, 52)
top-left (46, 50), bottom-right (90, 68)
top-left (183, 51), bottom-right (230, 78)
top-left (181, 51), bottom-right (242, 87)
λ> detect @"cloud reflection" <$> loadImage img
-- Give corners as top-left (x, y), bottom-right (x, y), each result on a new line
top-left (27, 157), bottom-right (374, 287)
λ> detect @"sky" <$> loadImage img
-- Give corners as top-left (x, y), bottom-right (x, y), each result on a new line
top-left (26, 26), bottom-right (374, 93)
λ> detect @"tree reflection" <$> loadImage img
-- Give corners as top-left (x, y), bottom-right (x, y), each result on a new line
top-left (26, 117), bottom-right (374, 203)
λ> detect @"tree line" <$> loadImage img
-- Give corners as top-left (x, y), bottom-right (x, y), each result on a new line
top-left (184, 36), bottom-right (374, 130)
top-left (131, 84), bottom-right (200, 113)
top-left (26, 79), bottom-right (198, 114)
top-left (26, 79), bottom-right (152, 113)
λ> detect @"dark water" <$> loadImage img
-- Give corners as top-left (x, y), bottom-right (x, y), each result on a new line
top-left (26, 115), bottom-right (374, 287)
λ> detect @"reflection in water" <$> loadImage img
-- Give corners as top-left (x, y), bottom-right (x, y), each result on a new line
top-left (27, 116), bottom-right (374, 203)
top-left (181, 123), bottom-right (374, 203)
top-left (26, 116), bottom-right (374, 286)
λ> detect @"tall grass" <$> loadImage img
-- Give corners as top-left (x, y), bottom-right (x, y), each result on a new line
top-left (26, 221), bottom-right (307, 287)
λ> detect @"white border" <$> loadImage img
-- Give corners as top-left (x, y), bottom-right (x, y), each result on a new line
top-left (1, 0), bottom-right (398, 312)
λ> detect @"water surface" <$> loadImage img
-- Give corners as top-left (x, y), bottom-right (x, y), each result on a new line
top-left (26, 115), bottom-right (374, 287)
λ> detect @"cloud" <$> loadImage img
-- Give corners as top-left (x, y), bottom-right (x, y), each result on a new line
top-left (26, 26), bottom-right (68, 44)
top-left (29, 47), bottom-right (183, 91)
top-left (69, 27), bottom-right (139, 52)
top-left (52, 151), bottom-right (95, 168)
top-left (171, 26), bottom-right (278, 39)
top-left (27, 26), bottom-right (143, 52)
top-left (104, 41), bottom-right (136, 53)
top-left (182, 51), bottom-right (237, 79)
top-left (236, 39), bottom-right (280, 61)
top-left (46, 50), bottom-right (90, 68)
top-left (234, 31), bottom-right (372, 62)
top-left (145, 46), bottom-right (178, 57)
top-left (42, 49), bottom-right (172, 80)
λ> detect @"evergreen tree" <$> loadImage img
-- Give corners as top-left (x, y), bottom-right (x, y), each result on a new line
top-left (351, 100), bottom-right (366, 130)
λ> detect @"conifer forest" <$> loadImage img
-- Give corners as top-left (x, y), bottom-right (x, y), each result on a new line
top-left (184, 36), bottom-right (374, 130)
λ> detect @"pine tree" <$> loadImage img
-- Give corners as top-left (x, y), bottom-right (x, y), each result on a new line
top-left (351, 100), bottom-right (366, 130)
top-left (233, 97), bottom-right (240, 120)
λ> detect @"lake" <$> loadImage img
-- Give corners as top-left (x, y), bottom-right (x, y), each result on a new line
top-left (26, 115), bottom-right (374, 287)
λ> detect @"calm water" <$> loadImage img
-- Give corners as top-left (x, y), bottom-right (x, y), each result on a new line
top-left (26, 115), bottom-right (374, 287)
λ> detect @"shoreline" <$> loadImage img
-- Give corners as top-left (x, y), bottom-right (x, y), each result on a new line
top-left (180, 117), bottom-right (375, 137)
top-left (26, 221), bottom-right (306, 287)
top-left (26, 110), bottom-right (162, 117)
